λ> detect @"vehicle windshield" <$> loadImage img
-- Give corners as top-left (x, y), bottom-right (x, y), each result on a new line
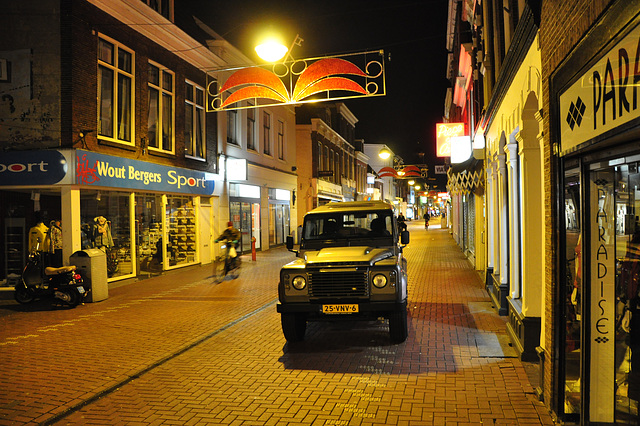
top-left (302, 210), bottom-right (393, 247)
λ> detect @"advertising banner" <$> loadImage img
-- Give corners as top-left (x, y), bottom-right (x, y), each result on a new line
top-left (75, 150), bottom-right (215, 195)
top-left (0, 149), bottom-right (72, 186)
top-left (559, 21), bottom-right (640, 155)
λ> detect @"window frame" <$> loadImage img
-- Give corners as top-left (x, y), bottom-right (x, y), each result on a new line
top-left (140, 0), bottom-right (174, 21)
top-left (227, 109), bottom-right (239, 146)
top-left (147, 61), bottom-right (175, 154)
top-left (97, 34), bottom-right (135, 147)
top-left (184, 80), bottom-right (206, 160)
top-left (247, 101), bottom-right (257, 151)
top-left (277, 119), bottom-right (285, 160)
top-left (263, 111), bottom-right (271, 156)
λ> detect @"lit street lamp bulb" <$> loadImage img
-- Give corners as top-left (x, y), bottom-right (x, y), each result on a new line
top-left (378, 148), bottom-right (391, 160)
top-left (255, 41), bottom-right (288, 62)
top-left (408, 180), bottom-right (415, 186)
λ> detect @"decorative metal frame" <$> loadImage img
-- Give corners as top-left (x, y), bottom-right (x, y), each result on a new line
top-left (206, 50), bottom-right (385, 112)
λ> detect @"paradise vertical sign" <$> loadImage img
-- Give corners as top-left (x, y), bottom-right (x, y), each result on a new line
top-left (589, 171), bottom-right (615, 423)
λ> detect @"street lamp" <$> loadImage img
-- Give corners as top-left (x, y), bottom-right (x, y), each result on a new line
top-left (378, 147), bottom-right (392, 160)
top-left (255, 34), bottom-right (304, 63)
top-left (254, 40), bottom-right (288, 62)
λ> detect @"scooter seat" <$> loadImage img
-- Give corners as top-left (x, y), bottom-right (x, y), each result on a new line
top-left (44, 265), bottom-right (76, 276)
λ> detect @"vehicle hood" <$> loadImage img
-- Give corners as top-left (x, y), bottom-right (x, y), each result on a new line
top-left (303, 246), bottom-right (394, 265)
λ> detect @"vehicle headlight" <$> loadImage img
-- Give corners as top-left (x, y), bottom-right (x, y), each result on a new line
top-left (372, 273), bottom-right (388, 288)
top-left (292, 275), bottom-right (307, 290)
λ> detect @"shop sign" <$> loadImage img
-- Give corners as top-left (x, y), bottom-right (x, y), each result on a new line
top-left (0, 150), bottom-right (69, 185)
top-left (560, 21), bottom-right (640, 155)
top-left (589, 173), bottom-right (615, 423)
top-left (435, 122), bottom-right (465, 157)
top-left (75, 150), bottom-right (215, 195)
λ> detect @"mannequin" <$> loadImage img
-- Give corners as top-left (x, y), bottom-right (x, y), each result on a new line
top-left (28, 214), bottom-right (51, 253)
top-left (93, 216), bottom-right (114, 249)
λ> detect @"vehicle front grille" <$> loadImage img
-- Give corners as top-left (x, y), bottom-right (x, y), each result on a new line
top-left (308, 271), bottom-right (368, 298)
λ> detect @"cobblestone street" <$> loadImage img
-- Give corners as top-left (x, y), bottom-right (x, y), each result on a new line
top-left (0, 222), bottom-right (554, 425)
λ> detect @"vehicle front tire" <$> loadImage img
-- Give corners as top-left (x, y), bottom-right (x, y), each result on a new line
top-left (14, 286), bottom-right (35, 304)
top-left (389, 305), bottom-right (408, 343)
top-left (281, 313), bottom-right (306, 342)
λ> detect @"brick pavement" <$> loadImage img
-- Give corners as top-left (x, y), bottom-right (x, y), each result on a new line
top-left (0, 221), bottom-right (555, 425)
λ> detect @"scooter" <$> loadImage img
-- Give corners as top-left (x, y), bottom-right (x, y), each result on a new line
top-left (14, 251), bottom-right (88, 307)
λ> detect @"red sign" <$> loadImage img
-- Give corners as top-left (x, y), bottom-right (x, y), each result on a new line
top-left (436, 123), bottom-right (465, 157)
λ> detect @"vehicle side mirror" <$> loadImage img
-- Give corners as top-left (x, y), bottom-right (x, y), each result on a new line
top-left (400, 230), bottom-right (410, 245)
top-left (286, 235), bottom-right (298, 254)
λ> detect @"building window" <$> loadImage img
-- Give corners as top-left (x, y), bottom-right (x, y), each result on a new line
top-left (247, 102), bottom-right (256, 151)
top-left (277, 119), bottom-right (285, 160)
top-left (147, 62), bottom-right (174, 153)
top-left (263, 111), bottom-right (271, 155)
top-left (185, 81), bottom-right (205, 159)
top-left (227, 109), bottom-right (238, 146)
top-left (140, 0), bottom-right (173, 21)
top-left (98, 36), bottom-right (134, 145)
top-left (318, 142), bottom-right (323, 172)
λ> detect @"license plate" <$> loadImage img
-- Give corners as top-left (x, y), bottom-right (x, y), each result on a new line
top-left (77, 286), bottom-right (85, 294)
top-left (322, 304), bottom-right (359, 314)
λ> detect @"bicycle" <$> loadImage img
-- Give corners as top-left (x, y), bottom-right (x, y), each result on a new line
top-left (213, 239), bottom-right (241, 283)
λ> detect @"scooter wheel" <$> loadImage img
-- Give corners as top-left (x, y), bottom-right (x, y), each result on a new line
top-left (60, 290), bottom-right (81, 307)
top-left (14, 287), bottom-right (35, 304)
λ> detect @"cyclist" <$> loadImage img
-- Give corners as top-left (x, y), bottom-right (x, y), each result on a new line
top-left (215, 221), bottom-right (241, 271)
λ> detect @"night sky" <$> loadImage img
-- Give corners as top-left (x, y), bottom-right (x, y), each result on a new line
top-left (184, 0), bottom-right (450, 168)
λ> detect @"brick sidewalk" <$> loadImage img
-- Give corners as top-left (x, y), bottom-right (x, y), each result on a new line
top-left (0, 222), bottom-right (554, 425)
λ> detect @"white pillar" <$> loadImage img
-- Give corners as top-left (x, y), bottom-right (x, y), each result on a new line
top-left (497, 153), bottom-right (509, 285)
top-left (486, 162), bottom-right (495, 272)
top-left (61, 187), bottom-right (81, 266)
top-left (506, 141), bottom-right (520, 299)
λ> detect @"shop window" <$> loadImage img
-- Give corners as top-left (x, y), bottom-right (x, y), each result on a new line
top-left (80, 191), bottom-right (132, 280)
top-left (185, 81), bottom-right (205, 160)
top-left (166, 196), bottom-right (196, 268)
top-left (135, 194), bottom-right (164, 273)
top-left (269, 203), bottom-right (290, 246)
top-left (98, 36), bottom-right (134, 145)
top-left (148, 62), bottom-right (174, 153)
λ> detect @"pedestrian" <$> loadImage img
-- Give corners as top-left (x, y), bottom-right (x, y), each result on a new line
top-left (397, 213), bottom-right (407, 232)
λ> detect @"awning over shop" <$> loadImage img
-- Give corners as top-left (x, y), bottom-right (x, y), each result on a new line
top-left (447, 157), bottom-right (483, 195)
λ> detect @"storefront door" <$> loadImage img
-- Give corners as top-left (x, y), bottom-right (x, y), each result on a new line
top-left (562, 157), bottom-right (640, 424)
top-left (230, 200), bottom-right (260, 254)
top-left (135, 194), bottom-right (163, 274)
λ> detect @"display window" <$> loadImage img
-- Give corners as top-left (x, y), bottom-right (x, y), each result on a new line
top-left (135, 194), bottom-right (163, 274)
top-left (269, 203), bottom-right (290, 246)
top-left (562, 156), bottom-right (640, 423)
top-left (166, 195), bottom-right (197, 268)
top-left (80, 190), bottom-right (133, 280)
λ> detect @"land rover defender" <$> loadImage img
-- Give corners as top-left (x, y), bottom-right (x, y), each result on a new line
top-left (277, 201), bottom-right (410, 343)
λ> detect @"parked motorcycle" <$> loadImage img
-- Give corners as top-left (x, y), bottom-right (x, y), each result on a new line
top-left (14, 251), bottom-right (88, 307)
